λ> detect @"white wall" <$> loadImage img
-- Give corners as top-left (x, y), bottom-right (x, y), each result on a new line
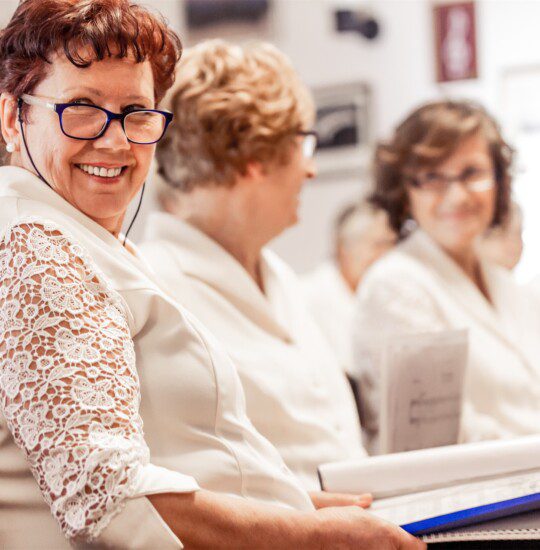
top-left (3, 0), bottom-right (540, 276)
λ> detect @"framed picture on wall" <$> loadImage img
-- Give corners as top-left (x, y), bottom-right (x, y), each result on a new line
top-left (433, 1), bottom-right (478, 83)
top-left (311, 82), bottom-right (372, 180)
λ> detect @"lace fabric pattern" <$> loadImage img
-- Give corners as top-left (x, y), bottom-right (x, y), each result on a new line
top-left (0, 219), bottom-right (149, 541)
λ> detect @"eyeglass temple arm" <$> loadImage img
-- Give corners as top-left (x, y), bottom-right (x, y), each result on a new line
top-left (20, 94), bottom-right (56, 111)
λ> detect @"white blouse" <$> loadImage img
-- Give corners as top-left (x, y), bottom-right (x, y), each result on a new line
top-left (140, 212), bottom-right (365, 491)
top-left (0, 167), bottom-right (313, 548)
top-left (302, 261), bottom-right (356, 375)
top-left (353, 229), bottom-right (540, 446)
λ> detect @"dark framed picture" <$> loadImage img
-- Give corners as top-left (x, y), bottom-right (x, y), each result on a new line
top-left (312, 82), bottom-right (371, 178)
top-left (433, 1), bottom-right (478, 82)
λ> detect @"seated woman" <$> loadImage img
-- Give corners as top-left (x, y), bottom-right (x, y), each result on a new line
top-left (0, 1), bottom-right (422, 549)
top-left (352, 100), bottom-right (540, 448)
top-left (140, 40), bottom-right (366, 492)
top-left (303, 202), bottom-right (396, 375)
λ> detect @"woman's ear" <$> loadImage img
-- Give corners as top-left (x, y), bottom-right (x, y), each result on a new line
top-left (0, 93), bottom-right (21, 151)
top-left (244, 161), bottom-right (265, 181)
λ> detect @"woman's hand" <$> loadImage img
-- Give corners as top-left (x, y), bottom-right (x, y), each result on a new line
top-left (309, 505), bottom-right (427, 550)
top-left (309, 491), bottom-right (373, 509)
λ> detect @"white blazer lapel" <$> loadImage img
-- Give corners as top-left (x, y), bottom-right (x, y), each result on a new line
top-left (144, 212), bottom-right (292, 341)
top-left (406, 231), bottom-right (511, 345)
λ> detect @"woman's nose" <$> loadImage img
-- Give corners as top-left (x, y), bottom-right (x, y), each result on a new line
top-left (444, 180), bottom-right (471, 204)
top-left (94, 119), bottom-right (131, 151)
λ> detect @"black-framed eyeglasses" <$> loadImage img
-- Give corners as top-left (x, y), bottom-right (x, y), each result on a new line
top-left (19, 94), bottom-right (173, 145)
top-left (297, 130), bottom-right (318, 158)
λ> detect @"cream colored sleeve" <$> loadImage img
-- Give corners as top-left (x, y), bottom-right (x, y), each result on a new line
top-left (0, 220), bottom-right (198, 546)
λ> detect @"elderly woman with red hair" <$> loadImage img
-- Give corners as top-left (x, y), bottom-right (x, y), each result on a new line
top-left (0, 1), bottom-right (424, 549)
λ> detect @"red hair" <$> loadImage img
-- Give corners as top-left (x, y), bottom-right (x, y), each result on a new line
top-left (0, 0), bottom-right (182, 105)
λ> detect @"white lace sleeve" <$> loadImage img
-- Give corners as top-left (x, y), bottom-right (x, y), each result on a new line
top-left (0, 221), bottom-right (156, 540)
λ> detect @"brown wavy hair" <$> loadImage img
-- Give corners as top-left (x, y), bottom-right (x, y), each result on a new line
top-left (370, 100), bottom-right (514, 236)
top-left (0, 0), bottom-right (182, 152)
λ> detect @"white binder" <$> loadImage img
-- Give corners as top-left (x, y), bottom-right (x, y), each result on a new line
top-left (318, 436), bottom-right (540, 541)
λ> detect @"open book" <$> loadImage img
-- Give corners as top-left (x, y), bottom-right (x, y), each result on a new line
top-left (318, 436), bottom-right (540, 542)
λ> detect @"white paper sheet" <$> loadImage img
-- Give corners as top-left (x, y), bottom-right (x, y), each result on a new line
top-left (379, 330), bottom-right (468, 454)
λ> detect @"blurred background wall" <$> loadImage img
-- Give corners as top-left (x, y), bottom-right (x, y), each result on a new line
top-left (2, 0), bottom-right (540, 280)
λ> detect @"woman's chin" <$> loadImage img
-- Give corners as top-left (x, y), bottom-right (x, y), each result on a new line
top-left (76, 198), bottom-right (129, 231)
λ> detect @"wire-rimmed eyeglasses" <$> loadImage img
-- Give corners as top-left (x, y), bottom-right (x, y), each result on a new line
top-left (19, 94), bottom-right (173, 145)
top-left (298, 130), bottom-right (318, 158)
top-left (405, 166), bottom-right (495, 194)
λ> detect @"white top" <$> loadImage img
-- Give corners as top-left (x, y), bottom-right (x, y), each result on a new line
top-left (0, 167), bottom-right (313, 548)
top-left (140, 212), bottom-right (365, 491)
top-left (302, 261), bottom-right (356, 374)
top-left (352, 229), bottom-right (540, 445)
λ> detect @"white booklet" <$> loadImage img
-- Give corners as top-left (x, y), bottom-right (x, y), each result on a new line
top-left (318, 436), bottom-right (540, 541)
top-left (379, 329), bottom-right (468, 454)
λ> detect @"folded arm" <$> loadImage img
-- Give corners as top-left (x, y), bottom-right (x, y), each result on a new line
top-left (0, 221), bottom-right (195, 542)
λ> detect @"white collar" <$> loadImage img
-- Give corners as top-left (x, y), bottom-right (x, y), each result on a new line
top-left (0, 165), bottom-right (161, 286)
top-left (143, 211), bottom-right (293, 341)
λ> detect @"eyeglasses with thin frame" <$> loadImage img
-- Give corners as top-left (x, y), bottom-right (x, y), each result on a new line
top-left (297, 130), bottom-right (318, 158)
top-left (406, 166), bottom-right (495, 194)
top-left (19, 94), bottom-right (173, 145)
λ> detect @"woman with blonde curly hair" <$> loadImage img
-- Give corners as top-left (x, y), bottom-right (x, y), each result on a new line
top-left (140, 40), bottom-right (368, 497)
top-left (352, 100), bottom-right (540, 450)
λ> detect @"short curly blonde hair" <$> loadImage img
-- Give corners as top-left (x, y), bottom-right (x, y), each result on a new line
top-left (156, 39), bottom-right (315, 192)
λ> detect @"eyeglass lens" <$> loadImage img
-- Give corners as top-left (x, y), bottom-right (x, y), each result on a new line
top-left (302, 134), bottom-right (317, 158)
top-left (415, 167), bottom-right (494, 192)
top-left (61, 105), bottom-right (167, 143)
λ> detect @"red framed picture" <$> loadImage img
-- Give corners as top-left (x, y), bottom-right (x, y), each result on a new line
top-left (434, 1), bottom-right (478, 82)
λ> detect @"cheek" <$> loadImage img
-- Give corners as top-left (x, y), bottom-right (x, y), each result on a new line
top-left (408, 190), bottom-right (439, 225)
top-left (27, 123), bottom-right (83, 180)
top-left (132, 145), bottom-right (155, 182)
top-left (481, 189), bottom-right (497, 219)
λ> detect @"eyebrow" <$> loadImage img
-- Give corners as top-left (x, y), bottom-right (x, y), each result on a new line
top-left (61, 86), bottom-right (151, 103)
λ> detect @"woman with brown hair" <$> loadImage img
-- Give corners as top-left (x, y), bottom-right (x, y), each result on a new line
top-left (0, 1), bottom-right (423, 548)
top-left (352, 100), bottom-right (540, 450)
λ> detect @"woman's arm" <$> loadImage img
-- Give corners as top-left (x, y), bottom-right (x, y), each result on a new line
top-left (149, 490), bottom-right (425, 550)
top-left (0, 221), bottom-right (196, 543)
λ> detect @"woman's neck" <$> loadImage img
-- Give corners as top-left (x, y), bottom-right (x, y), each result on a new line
top-left (171, 187), bottom-right (267, 291)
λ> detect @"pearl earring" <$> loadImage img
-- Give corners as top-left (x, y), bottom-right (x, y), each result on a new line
top-left (6, 142), bottom-right (15, 153)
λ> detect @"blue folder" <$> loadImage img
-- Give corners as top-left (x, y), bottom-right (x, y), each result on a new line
top-left (401, 492), bottom-right (540, 536)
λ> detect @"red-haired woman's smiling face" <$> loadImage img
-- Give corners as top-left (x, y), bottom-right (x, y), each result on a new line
top-left (6, 52), bottom-right (156, 235)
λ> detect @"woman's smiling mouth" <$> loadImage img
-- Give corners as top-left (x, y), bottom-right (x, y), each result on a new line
top-left (75, 163), bottom-right (127, 179)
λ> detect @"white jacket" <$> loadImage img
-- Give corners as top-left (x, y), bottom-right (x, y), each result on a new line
top-left (0, 167), bottom-right (312, 549)
top-left (353, 229), bottom-right (540, 446)
top-left (140, 212), bottom-right (365, 491)
top-left (302, 261), bottom-right (356, 375)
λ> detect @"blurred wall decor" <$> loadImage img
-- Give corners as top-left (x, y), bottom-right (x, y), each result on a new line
top-left (184, 0), bottom-right (274, 42)
top-left (185, 0), bottom-right (270, 29)
top-left (434, 1), bottom-right (478, 82)
top-left (312, 82), bottom-right (371, 180)
top-left (334, 9), bottom-right (380, 41)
